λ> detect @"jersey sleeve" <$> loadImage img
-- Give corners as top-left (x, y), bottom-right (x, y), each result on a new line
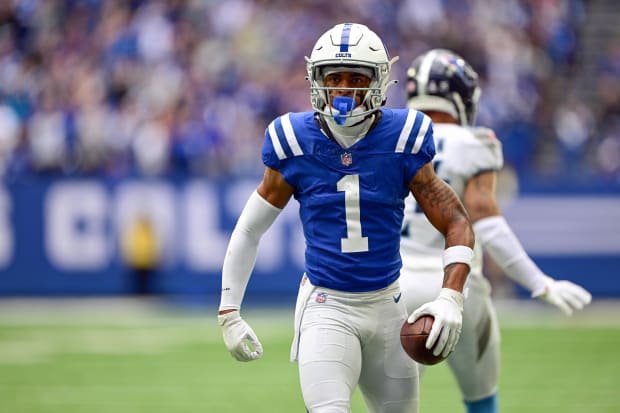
top-left (261, 113), bottom-right (305, 171)
top-left (397, 110), bottom-right (436, 181)
top-left (464, 126), bottom-right (503, 174)
top-left (261, 120), bottom-right (283, 171)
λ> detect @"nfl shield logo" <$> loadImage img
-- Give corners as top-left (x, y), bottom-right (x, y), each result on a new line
top-left (316, 292), bottom-right (327, 303)
top-left (341, 152), bottom-right (352, 166)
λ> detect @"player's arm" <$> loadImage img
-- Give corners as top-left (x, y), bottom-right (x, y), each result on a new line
top-left (409, 162), bottom-right (475, 291)
top-left (463, 170), bottom-right (592, 315)
top-left (218, 167), bottom-right (294, 361)
top-left (407, 162), bottom-right (475, 357)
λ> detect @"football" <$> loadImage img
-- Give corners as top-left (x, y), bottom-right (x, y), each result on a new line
top-left (400, 315), bottom-right (446, 365)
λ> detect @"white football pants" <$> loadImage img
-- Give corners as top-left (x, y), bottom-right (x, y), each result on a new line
top-left (291, 274), bottom-right (419, 413)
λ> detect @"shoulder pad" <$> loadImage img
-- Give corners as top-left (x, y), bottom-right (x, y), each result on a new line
top-left (470, 126), bottom-right (497, 141)
top-left (464, 126), bottom-right (504, 169)
top-left (469, 126), bottom-right (502, 150)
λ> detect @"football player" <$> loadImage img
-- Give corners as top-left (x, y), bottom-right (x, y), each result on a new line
top-left (399, 48), bottom-right (593, 413)
top-left (218, 24), bottom-right (475, 413)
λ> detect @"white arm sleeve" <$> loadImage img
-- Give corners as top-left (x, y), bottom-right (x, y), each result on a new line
top-left (218, 190), bottom-right (283, 311)
top-left (473, 215), bottom-right (547, 295)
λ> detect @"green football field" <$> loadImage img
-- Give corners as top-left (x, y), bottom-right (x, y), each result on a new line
top-left (0, 298), bottom-right (618, 413)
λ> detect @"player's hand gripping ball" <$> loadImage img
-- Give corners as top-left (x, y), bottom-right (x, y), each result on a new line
top-left (400, 315), bottom-right (447, 365)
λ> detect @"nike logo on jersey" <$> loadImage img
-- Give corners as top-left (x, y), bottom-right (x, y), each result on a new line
top-left (393, 293), bottom-right (402, 303)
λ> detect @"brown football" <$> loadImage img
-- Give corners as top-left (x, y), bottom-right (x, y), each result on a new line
top-left (400, 315), bottom-right (447, 365)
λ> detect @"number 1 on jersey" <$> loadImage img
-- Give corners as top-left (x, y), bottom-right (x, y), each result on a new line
top-left (337, 174), bottom-right (369, 253)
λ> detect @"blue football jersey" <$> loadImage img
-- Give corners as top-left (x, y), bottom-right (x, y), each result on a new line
top-left (262, 108), bottom-right (435, 292)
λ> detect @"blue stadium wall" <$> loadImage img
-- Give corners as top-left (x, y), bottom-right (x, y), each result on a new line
top-left (0, 176), bottom-right (618, 300)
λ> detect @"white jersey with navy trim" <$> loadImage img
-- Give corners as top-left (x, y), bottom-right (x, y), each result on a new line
top-left (401, 124), bottom-right (503, 278)
top-left (399, 124), bottom-right (504, 402)
top-left (262, 108), bottom-right (435, 292)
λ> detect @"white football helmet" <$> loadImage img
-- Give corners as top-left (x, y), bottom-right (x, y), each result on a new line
top-left (306, 23), bottom-right (399, 125)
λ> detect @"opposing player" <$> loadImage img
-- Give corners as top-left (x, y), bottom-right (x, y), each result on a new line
top-left (400, 49), bottom-right (593, 413)
top-left (218, 25), bottom-right (475, 412)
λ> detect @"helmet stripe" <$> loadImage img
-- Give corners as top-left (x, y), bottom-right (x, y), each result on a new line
top-left (339, 23), bottom-right (353, 53)
top-left (416, 49), bottom-right (439, 96)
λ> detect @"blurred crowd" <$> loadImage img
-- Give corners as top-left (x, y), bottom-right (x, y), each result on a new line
top-left (0, 0), bottom-right (618, 191)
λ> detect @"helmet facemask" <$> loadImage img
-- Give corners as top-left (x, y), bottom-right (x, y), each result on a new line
top-left (308, 62), bottom-right (390, 126)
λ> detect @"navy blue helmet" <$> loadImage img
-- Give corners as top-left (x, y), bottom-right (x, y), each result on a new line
top-left (406, 49), bottom-right (480, 125)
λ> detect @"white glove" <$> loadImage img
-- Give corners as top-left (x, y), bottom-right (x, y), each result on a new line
top-left (408, 288), bottom-right (464, 358)
top-left (532, 276), bottom-right (592, 316)
top-left (218, 311), bottom-right (263, 362)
